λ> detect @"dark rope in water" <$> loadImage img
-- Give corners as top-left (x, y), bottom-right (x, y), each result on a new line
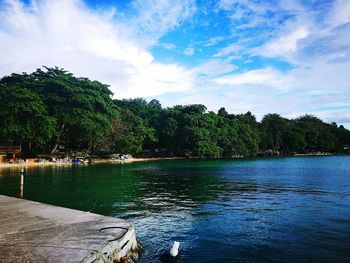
top-left (99, 226), bottom-right (130, 231)
top-left (99, 226), bottom-right (130, 242)
top-left (87, 199), bottom-right (97, 213)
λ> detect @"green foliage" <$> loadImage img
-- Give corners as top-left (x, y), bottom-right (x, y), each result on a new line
top-left (281, 126), bottom-right (306, 153)
top-left (112, 109), bottom-right (157, 156)
top-left (1, 67), bottom-right (349, 157)
top-left (257, 113), bottom-right (350, 154)
top-left (260, 114), bottom-right (288, 151)
top-left (0, 83), bottom-right (55, 149)
top-left (0, 67), bottom-right (117, 154)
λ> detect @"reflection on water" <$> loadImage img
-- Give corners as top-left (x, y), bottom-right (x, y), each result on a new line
top-left (0, 156), bottom-right (350, 262)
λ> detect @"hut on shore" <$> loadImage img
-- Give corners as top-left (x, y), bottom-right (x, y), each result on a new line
top-left (0, 146), bottom-right (21, 163)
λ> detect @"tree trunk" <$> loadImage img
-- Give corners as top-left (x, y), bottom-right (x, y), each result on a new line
top-left (50, 123), bottom-right (65, 155)
top-left (50, 143), bottom-right (59, 155)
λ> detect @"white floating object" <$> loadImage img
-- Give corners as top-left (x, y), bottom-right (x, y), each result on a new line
top-left (170, 241), bottom-right (180, 257)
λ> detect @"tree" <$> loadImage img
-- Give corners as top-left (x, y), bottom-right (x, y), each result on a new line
top-left (1, 67), bottom-right (117, 154)
top-left (294, 115), bottom-right (337, 153)
top-left (112, 109), bottom-right (157, 156)
top-left (217, 117), bottom-right (239, 157)
top-left (218, 107), bottom-right (228, 117)
top-left (260, 114), bottom-right (288, 151)
top-left (282, 125), bottom-right (306, 153)
top-left (0, 84), bottom-right (55, 151)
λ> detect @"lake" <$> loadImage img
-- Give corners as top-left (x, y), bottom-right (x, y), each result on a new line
top-left (0, 156), bottom-right (349, 262)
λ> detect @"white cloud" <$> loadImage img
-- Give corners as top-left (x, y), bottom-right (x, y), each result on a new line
top-left (218, 0), bottom-right (272, 14)
top-left (183, 46), bottom-right (195, 56)
top-left (326, 0), bottom-right (350, 27)
top-left (129, 0), bottom-right (196, 46)
top-left (214, 44), bottom-right (242, 57)
top-left (203, 36), bottom-right (225, 47)
top-left (278, 0), bottom-right (305, 13)
top-left (194, 59), bottom-right (237, 77)
top-left (158, 42), bottom-right (177, 50)
top-left (0, 0), bottom-right (196, 98)
top-left (249, 1), bottom-right (350, 65)
top-left (258, 27), bottom-right (309, 59)
top-left (213, 68), bottom-right (293, 89)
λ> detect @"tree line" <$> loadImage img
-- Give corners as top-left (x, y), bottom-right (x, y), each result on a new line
top-left (0, 67), bottom-right (349, 158)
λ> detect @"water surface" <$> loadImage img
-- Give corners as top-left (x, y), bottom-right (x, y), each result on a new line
top-left (0, 156), bottom-right (349, 262)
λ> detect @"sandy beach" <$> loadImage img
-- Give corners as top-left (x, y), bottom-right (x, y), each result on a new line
top-left (0, 157), bottom-right (185, 169)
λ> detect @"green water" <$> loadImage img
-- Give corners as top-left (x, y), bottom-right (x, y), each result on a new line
top-left (0, 156), bottom-right (350, 262)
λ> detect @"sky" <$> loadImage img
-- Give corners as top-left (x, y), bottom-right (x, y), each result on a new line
top-left (0, 0), bottom-right (350, 128)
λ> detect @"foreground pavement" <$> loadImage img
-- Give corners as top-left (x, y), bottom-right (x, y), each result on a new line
top-left (0, 195), bottom-right (141, 263)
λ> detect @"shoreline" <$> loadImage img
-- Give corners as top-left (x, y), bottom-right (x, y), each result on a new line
top-left (0, 157), bottom-right (186, 168)
top-left (92, 156), bottom-right (185, 163)
top-left (0, 154), bottom-right (346, 169)
top-left (293, 153), bottom-right (333, 156)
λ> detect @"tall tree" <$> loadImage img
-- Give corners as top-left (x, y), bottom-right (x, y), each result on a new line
top-left (260, 114), bottom-right (288, 151)
top-left (0, 84), bottom-right (55, 151)
top-left (1, 67), bottom-right (117, 154)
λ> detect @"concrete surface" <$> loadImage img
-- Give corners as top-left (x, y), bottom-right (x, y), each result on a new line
top-left (0, 195), bottom-right (141, 263)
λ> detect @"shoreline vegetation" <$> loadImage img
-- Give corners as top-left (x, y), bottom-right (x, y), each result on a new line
top-left (1, 67), bottom-right (349, 163)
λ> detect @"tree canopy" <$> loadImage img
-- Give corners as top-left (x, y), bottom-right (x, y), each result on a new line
top-left (0, 67), bottom-right (117, 155)
top-left (1, 67), bottom-right (349, 157)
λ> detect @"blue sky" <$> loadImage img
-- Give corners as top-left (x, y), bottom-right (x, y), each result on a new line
top-left (0, 0), bottom-right (350, 127)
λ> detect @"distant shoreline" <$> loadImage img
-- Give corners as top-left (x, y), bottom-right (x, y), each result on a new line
top-left (92, 156), bottom-right (186, 164)
top-left (0, 157), bottom-right (187, 168)
top-left (0, 154), bottom-right (346, 168)
top-left (293, 152), bottom-right (333, 156)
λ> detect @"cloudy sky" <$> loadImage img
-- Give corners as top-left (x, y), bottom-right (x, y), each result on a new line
top-left (1, 0), bottom-right (350, 127)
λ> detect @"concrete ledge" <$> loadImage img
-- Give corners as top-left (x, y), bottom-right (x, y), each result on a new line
top-left (0, 195), bottom-right (141, 263)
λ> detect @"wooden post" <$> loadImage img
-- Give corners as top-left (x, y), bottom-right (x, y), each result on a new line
top-left (19, 172), bottom-right (24, 199)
